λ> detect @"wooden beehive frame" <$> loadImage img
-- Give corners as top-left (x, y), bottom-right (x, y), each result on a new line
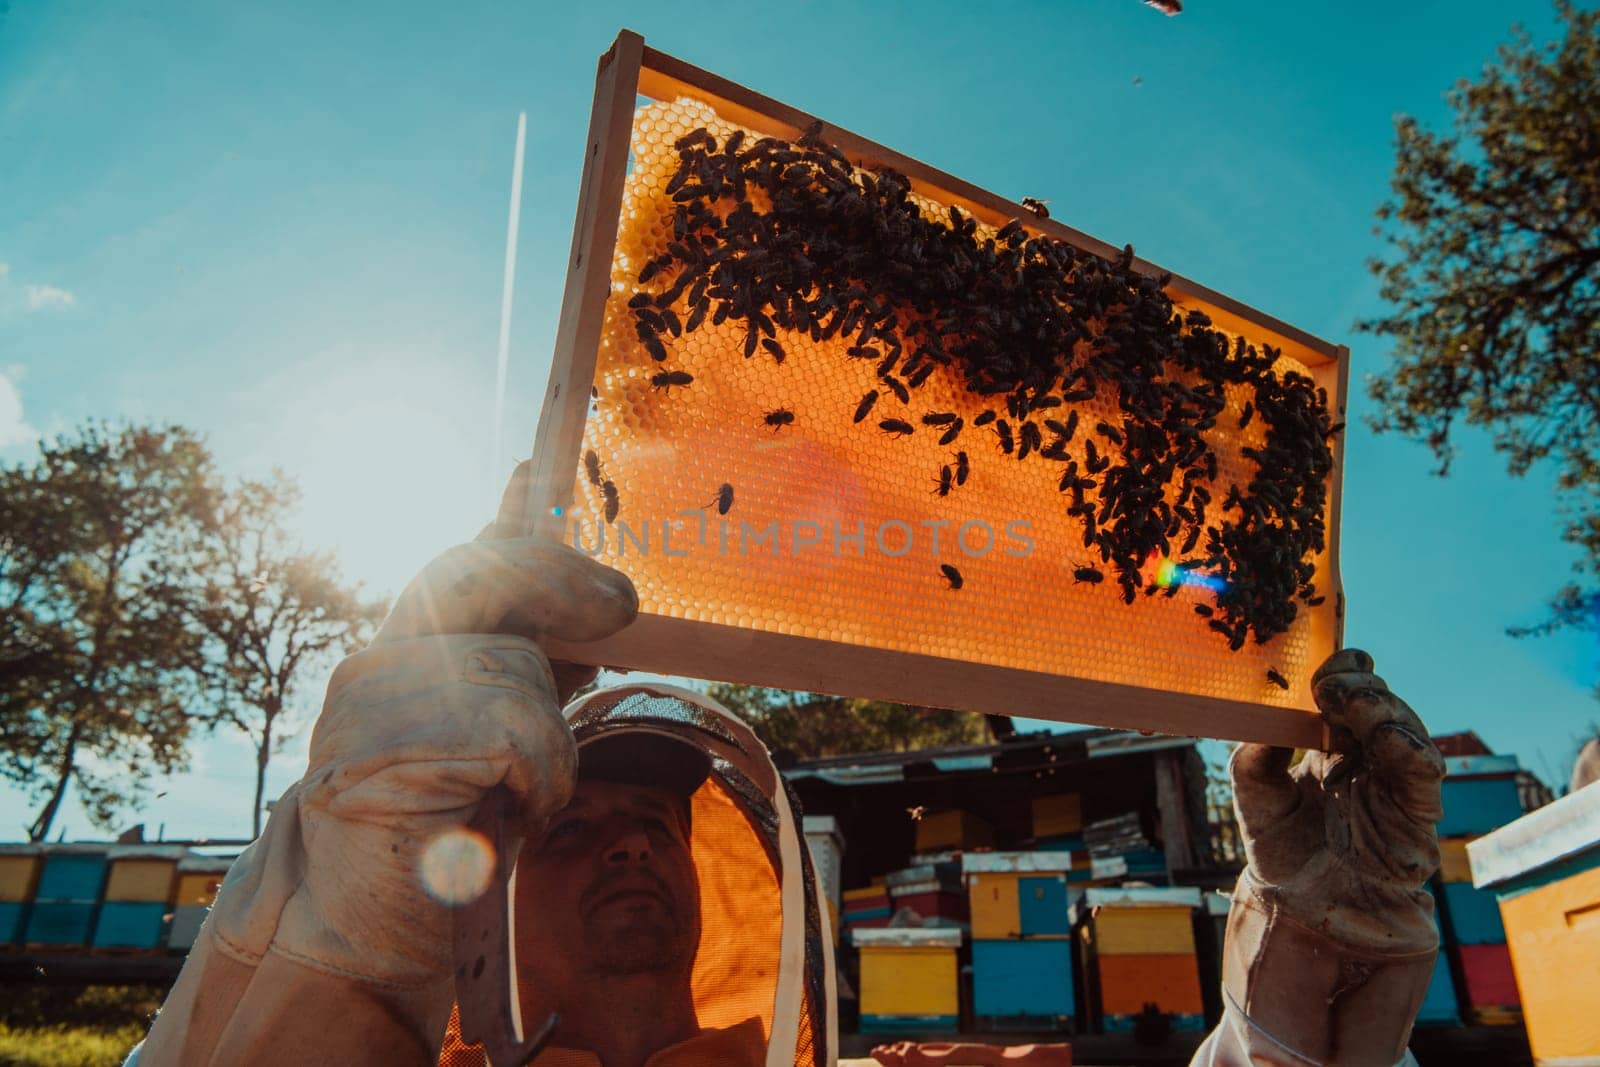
top-left (528, 30), bottom-right (1343, 749)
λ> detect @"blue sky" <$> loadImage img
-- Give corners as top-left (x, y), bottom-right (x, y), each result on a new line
top-left (2, 0), bottom-right (1594, 840)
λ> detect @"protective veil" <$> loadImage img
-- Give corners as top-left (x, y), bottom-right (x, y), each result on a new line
top-left (436, 682), bottom-right (838, 1067)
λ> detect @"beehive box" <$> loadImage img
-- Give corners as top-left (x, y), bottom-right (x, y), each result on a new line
top-left (532, 32), bottom-right (1347, 748)
top-left (1469, 782), bottom-right (1600, 1059)
top-left (852, 927), bottom-right (961, 1033)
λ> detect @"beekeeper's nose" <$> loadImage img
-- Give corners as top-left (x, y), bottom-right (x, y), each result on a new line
top-left (604, 827), bottom-right (653, 865)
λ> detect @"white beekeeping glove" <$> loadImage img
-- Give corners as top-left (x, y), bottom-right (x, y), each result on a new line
top-left (1193, 648), bottom-right (1443, 1067)
top-left (136, 463), bottom-right (637, 1065)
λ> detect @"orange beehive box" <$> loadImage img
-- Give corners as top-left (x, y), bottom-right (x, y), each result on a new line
top-left (1096, 953), bottom-right (1205, 1016)
top-left (532, 32), bottom-right (1347, 748)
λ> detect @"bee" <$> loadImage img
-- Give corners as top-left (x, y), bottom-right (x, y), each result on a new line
top-left (761, 338), bottom-right (786, 363)
top-left (1085, 439), bottom-right (1110, 474)
top-left (1096, 421), bottom-right (1124, 446)
top-left (906, 361), bottom-right (936, 388)
top-left (994, 419), bottom-right (1014, 455)
top-left (973, 410), bottom-right (998, 427)
top-left (922, 412), bottom-right (957, 426)
top-left (764, 409), bottom-right (796, 431)
top-left (1018, 421), bottom-right (1041, 460)
top-left (601, 480), bottom-right (620, 524)
top-left (854, 390), bottom-right (879, 424)
top-left (1021, 196), bottom-right (1051, 219)
top-left (651, 370), bottom-right (693, 391)
top-left (997, 218), bottom-right (1023, 242)
top-left (1193, 604), bottom-right (1213, 618)
top-left (1238, 402), bottom-right (1254, 429)
top-left (638, 327), bottom-right (668, 363)
top-left (906, 804), bottom-right (927, 821)
top-left (939, 563), bottom-right (963, 590)
top-left (1072, 564), bottom-right (1104, 584)
top-left (583, 449), bottom-right (603, 487)
top-left (881, 375), bottom-right (910, 404)
top-left (1266, 668), bottom-right (1289, 690)
top-left (706, 483), bottom-right (734, 516)
top-left (954, 451), bottom-right (970, 485)
top-left (877, 349), bottom-right (900, 378)
top-left (879, 418), bottom-right (914, 438)
top-left (1062, 385), bottom-right (1096, 402)
top-left (939, 418), bottom-right (964, 445)
top-left (1306, 595), bottom-right (1326, 607)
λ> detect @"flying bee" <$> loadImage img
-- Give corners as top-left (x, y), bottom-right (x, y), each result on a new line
top-left (706, 483), bottom-right (734, 516)
top-left (954, 451), bottom-right (969, 485)
top-left (994, 419), bottom-right (1014, 455)
top-left (1021, 196), bottom-right (1051, 219)
top-left (973, 410), bottom-right (997, 427)
top-left (906, 804), bottom-right (927, 821)
top-left (1266, 668), bottom-right (1289, 690)
top-left (881, 375), bottom-right (910, 404)
top-left (583, 449), bottom-right (603, 487)
top-left (764, 409), bottom-right (796, 431)
top-left (939, 418), bottom-right (964, 445)
top-left (854, 390), bottom-right (879, 424)
top-left (651, 370), bottom-right (693, 391)
top-left (1072, 564), bottom-right (1104, 584)
top-left (879, 418), bottom-right (914, 438)
top-left (939, 563), bottom-right (963, 590)
top-left (933, 465), bottom-right (953, 497)
top-left (601, 480), bottom-right (620, 524)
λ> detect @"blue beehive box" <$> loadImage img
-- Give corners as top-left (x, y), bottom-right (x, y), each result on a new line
top-left (1439, 774), bottom-right (1522, 838)
top-left (1017, 875), bottom-right (1073, 937)
top-left (92, 901), bottom-right (169, 949)
top-left (972, 939), bottom-right (1075, 1029)
top-left (35, 851), bottom-right (108, 901)
top-left (0, 901), bottom-right (26, 944)
top-left (1440, 881), bottom-right (1507, 945)
top-left (24, 900), bottom-right (97, 945)
top-left (1416, 948), bottom-right (1461, 1025)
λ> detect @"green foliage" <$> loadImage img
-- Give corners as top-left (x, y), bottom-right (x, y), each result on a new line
top-left (1360, 2), bottom-right (1600, 627)
top-left (706, 683), bottom-right (988, 760)
top-left (0, 423), bottom-right (220, 840)
top-left (0, 984), bottom-right (160, 1067)
top-left (184, 471), bottom-right (387, 835)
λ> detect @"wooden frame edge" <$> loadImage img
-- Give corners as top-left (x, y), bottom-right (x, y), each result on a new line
top-left (525, 30), bottom-right (646, 534)
top-left (544, 614), bottom-right (1326, 750)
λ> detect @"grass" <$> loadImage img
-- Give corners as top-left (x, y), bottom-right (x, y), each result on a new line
top-left (0, 985), bottom-right (161, 1067)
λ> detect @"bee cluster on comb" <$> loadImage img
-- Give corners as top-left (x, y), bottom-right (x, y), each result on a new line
top-left (612, 117), bottom-right (1340, 653)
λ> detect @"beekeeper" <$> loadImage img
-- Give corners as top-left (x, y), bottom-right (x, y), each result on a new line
top-left (131, 463), bottom-right (1443, 1067)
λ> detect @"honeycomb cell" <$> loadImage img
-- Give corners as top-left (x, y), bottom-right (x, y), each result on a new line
top-left (565, 97), bottom-right (1338, 712)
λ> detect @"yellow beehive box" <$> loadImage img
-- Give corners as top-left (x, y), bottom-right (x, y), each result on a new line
top-left (1032, 793), bottom-right (1083, 838)
top-left (105, 860), bottom-right (177, 904)
top-left (1438, 836), bottom-right (1475, 883)
top-left (0, 854), bottom-right (39, 904)
top-left (1092, 905), bottom-right (1197, 956)
top-left (854, 928), bottom-right (961, 1018)
top-left (915, 810), bottom-right (994, 853)
top-left (533, 32), bottom-right (1345, 750)
top-left (968, 872), bottom-right (1023, 940)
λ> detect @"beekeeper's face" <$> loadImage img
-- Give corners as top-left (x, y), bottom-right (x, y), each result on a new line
top-left (515, 779), bottom-right (702, 981)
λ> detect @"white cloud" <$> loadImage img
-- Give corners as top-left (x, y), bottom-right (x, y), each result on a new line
top-left (0, 367), bottom-right (37, 449)
top-left (23, 284), bottom-right (74, 311)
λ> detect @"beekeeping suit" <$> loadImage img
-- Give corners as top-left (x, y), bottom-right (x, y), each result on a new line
top-left (131, 462), bottom-right (1438, 1067)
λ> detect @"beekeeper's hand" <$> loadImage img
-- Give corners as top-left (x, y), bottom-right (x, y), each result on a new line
top-left (136, 462), bottom-right (637, 1065)
top-left (1194, 649), bottom-right (1443, 1067)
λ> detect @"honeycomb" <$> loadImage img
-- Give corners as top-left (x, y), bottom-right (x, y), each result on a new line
top-left (564, 96), bottom-right (1338, 714)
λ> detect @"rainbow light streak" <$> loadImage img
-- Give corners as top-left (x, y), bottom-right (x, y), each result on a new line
top-left (1154, 558), bottom-right (1228, 595)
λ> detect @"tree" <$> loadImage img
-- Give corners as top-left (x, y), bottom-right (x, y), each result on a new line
top-left (185, 472), bottom-right (388, 836)
top-left (706, 683), bottom-right (988, 760)
top-left (1359, 2), bottom-right (1600, 628)
top-left (0, 423), bottom-right (220, 841)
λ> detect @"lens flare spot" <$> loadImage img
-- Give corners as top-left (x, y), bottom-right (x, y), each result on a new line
top-left (419, 828), bottom-right (496, 906)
